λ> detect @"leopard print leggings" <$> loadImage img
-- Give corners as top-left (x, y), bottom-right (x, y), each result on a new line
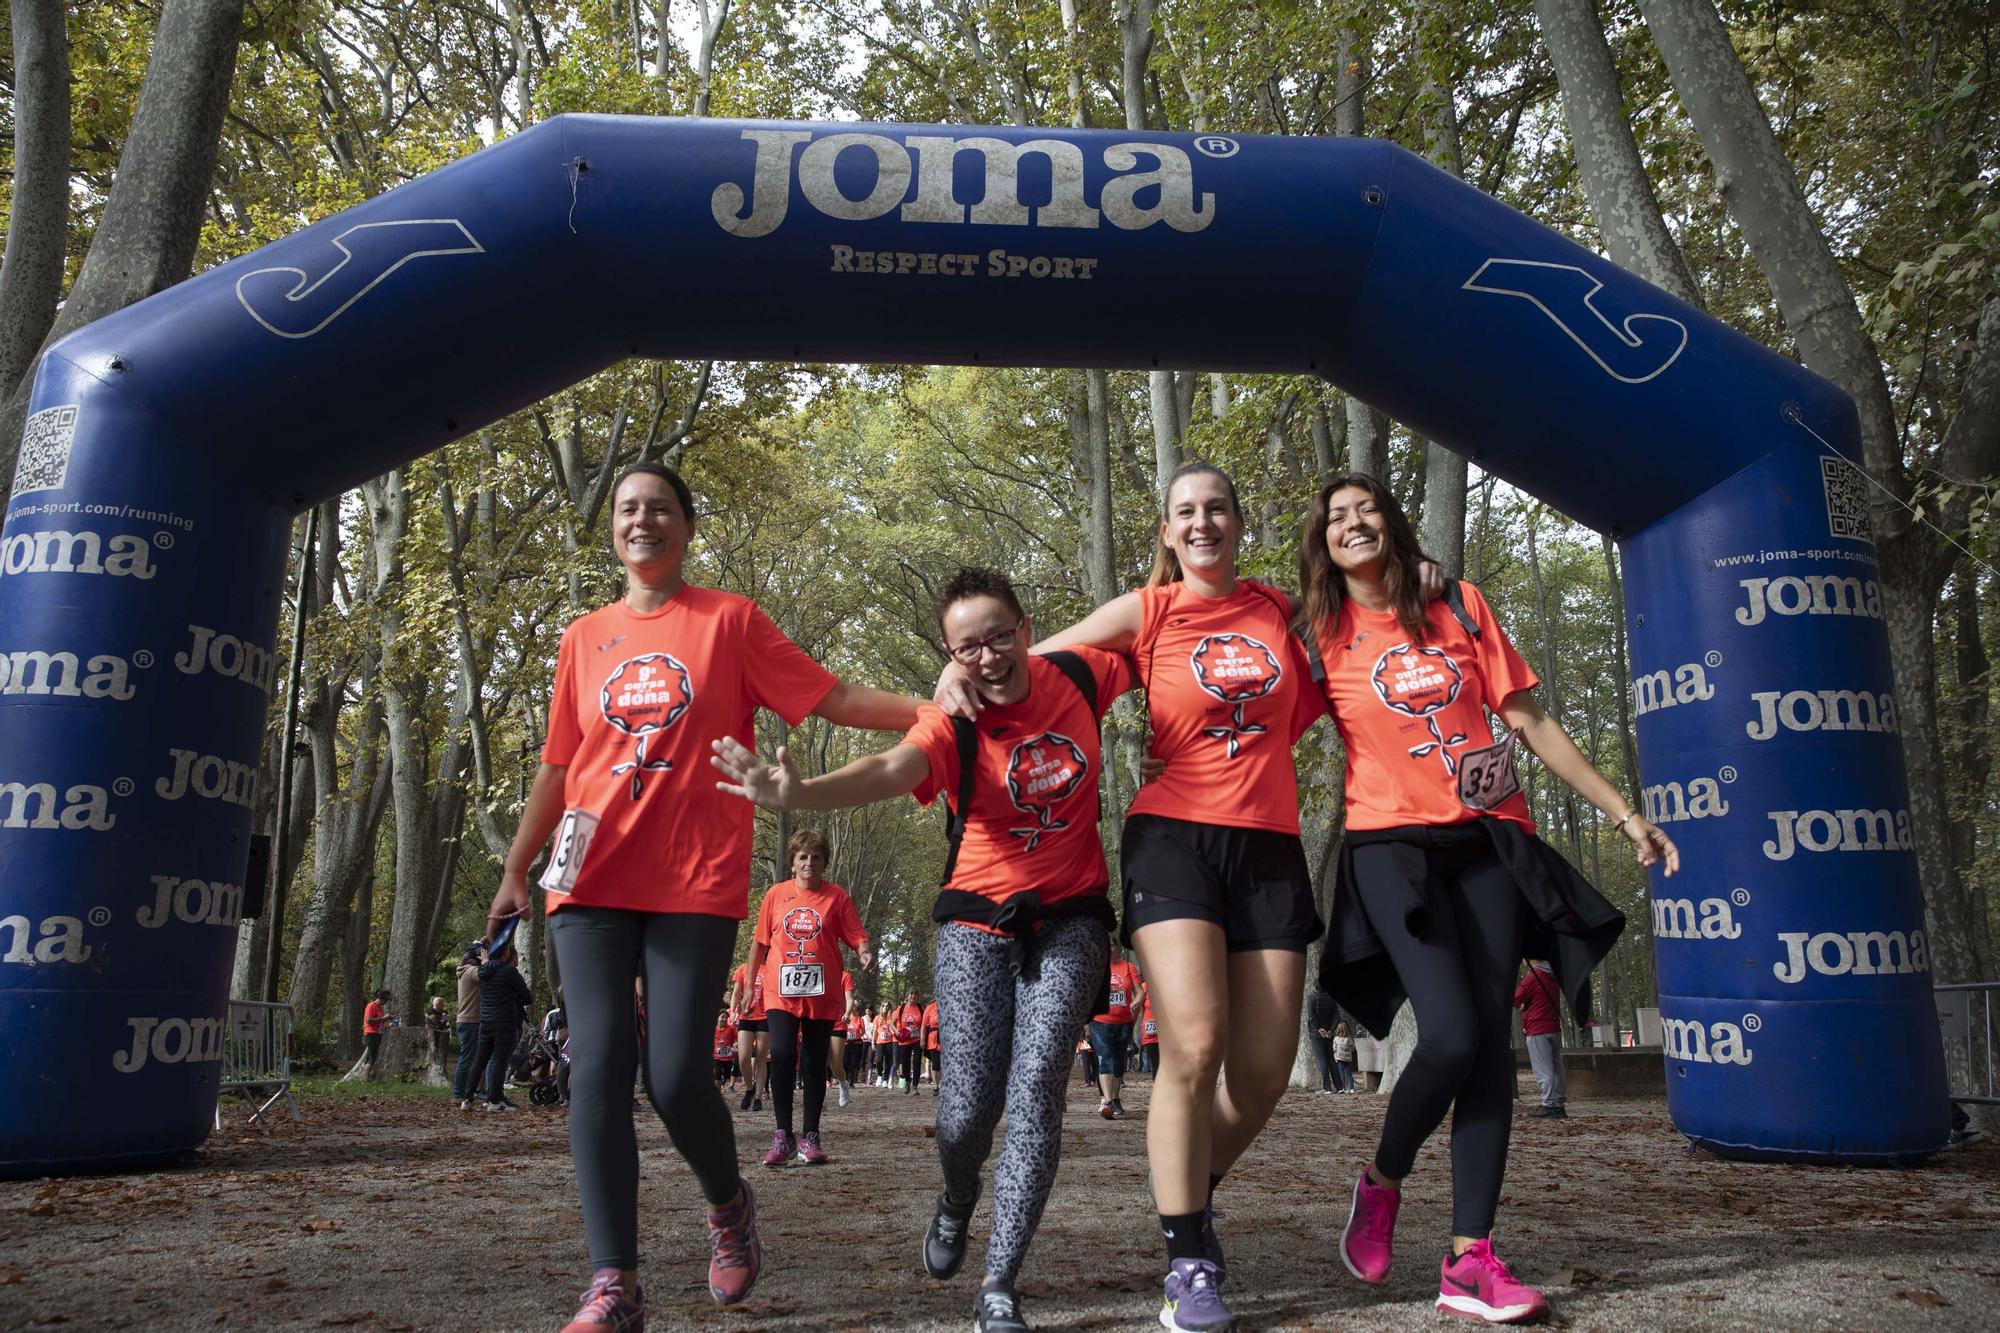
top-left (933, 916), bottom-right (1109, 1285)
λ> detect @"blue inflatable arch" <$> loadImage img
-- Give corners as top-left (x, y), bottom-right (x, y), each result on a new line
top-left (0, 116), bottom-right (1948, 1174)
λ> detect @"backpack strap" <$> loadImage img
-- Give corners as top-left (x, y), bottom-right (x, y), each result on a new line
top-left (939, 653), bottom-right (1100, 885)
top-left (1243, 579), bottom-right (1326, 687)
top-left (1442, 578), bottom-right (1482, 640)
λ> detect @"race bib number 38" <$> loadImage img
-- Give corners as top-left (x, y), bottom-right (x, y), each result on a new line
top-left (778, 963), bottom-right (826, 998)
top-left (1457, 730), bottom-right (1523, 812)
top-left (540, 809), bottom-right (600, 895)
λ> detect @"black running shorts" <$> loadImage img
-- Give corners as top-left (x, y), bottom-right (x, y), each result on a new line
top-left (737, 1018), bottom-right (768, 1034)
top-left (1119, 813), bottom-right (1322, 952)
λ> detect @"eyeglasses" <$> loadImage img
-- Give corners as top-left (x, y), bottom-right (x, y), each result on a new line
top-left (945, 619), bottom-right (1024, 664)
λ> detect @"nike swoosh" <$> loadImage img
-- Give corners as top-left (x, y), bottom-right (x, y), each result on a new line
top-left (1445, 1274), bottom-right (1481, 1294)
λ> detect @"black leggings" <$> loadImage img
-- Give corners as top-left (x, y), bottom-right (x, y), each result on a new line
top-left (896, 1042), bottom-right (922, 1085)
top-left (767, 1011), bottom-right (835, 1135)
top-left (1355, 826), bottom-right (1526, 1239)
top-left (550, 908), bottom-right (739, 1272)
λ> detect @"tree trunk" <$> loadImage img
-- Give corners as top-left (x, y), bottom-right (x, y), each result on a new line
top-left (1, 0), bottom-right (245, 494)
top-left (1534, 0), bottom-right (1702, 305)
top-left (338, 869), bottom-right (376, 1061)
top-left (0, 0), bottom-right (71, 402)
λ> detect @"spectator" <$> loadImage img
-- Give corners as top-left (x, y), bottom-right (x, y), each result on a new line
top-left (475, 940), bottom-right (532, 1112)
top-left (1514, 959), bottom-right (1565, 1119)
top-left (361, 990), bottom-right (395, 1081)
top-left (454, 941), bottom-right (485, 1109)
top-left (1332, 1022), bottom-right (1357, 1094)
top-left (1307, 982), bottom-right (1340, 1095)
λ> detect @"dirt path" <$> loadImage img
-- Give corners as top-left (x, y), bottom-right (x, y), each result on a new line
top-left (3, 1075), bottom-right (1996, 1330)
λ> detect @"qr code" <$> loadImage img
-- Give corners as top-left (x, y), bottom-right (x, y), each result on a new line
top-left (1821, 454), bottom-right (1869, 542)
top-left (12, 403), bottom-right (79, 495)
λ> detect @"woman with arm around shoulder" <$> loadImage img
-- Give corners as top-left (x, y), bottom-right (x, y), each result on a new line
top-left (711, 566), bottom-right (1137, 1333)
top-left (486, 462), bottom-right (918, 1332)
top-left (1301, 472), bottom-right (1676, 1325)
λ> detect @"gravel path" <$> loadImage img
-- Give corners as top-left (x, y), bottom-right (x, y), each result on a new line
top-left (2, 1075), bottom-right (1995, 1330)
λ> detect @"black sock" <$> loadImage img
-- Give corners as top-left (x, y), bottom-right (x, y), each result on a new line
top-left (1161, 1210), bottom-right (1207, 1262)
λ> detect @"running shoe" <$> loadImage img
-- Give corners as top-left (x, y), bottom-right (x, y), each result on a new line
top-left (738, 1087), bottom-right (754, 1111)
top-left (1111, 1098), bottom-right (1127, 1119)
top-left (561, 1268), bottom-right (645, 1332)
top-left (973, 1282), bottom-right (1030, 1333)
top-left (1159, 1258), bottom-right (1233, 1332)
top-left (837, 1079), bottom-right (852, 1109)
top-left (704, 1179), bottom-right (762, 1305)
top-left (761, 1130), bottom-right (794, 1168)
top-left (1339, 1166), bottom-right (1399, 1284)
top-left (1099, 1099), bottom-right (1115, 1120)
top-left (486, 1098), bottom-right (519, 1113)
top-left (923, 1184), bottom-right (979, 1279)
top-left (753, 1096), bottom-right (763, 1111)
top-left (1435, 1240), bottom-right (1548, 1323)
top-left (797, 1131), bottom-right (828, 1164)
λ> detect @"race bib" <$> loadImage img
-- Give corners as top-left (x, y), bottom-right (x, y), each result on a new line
top-left (1143, 1019), bottom-right (1158, 1039)
top-left (778, 963), bottom-right (825, 998)
top-left (540, 808), bottom-right (600, 895)
top-left (1457, 729), bottom-right (1523, 812)
top-left (1109, 986), bottom-right (1127, 1009)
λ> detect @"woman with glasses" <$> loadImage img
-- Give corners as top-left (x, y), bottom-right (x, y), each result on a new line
top-left (712, 566), bottom-right (1134, 1333)
top-left (486, 462), bottom-right (918, 1332)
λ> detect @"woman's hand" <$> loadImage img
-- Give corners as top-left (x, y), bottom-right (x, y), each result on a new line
top-left (1619, 811), bottom-right (1680, 877)
top-left (933, 659), bottom-right (984, 720)
top-left (1137, 754), bottom-right (1166, 784)
top-left (487, 870), bottom-right (530, 936)
top-left (859, 946), bottom-right (876, 971)
top-left (1418, 559), bottom-right (1446, 600)
top-left (710, 737), bottom-right (802, 809)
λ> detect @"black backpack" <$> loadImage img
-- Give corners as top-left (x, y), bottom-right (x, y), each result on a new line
top-left (941, 650), bottom-right (1098, 884)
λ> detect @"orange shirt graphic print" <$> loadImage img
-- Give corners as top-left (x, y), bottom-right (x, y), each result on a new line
top-left (599, 652), bottom-right (694, 800)
top-left (1189, 633), bottom-right (1281, 757)
top-left (1369, 644), bottom-right (1469, 776)
top-left (1004, 732), bottom-right (1087, 851)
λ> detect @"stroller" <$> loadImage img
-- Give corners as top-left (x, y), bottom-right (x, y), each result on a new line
top-left (510, 1008), bottom-right (570, 1107)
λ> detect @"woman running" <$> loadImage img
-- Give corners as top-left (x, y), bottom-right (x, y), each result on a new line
top-left (488, 462), bottom-right (918, 1332)
top-left (831, 973), bottom-right (856, 1108)
top-left (713, 1008), bottom-right (739, 1087)
top-left (922, 995), bottom-right (942, 1095)
top-left (891, 990), bottom-right (926, 1094)
top-left (1087, 942), bottom-right (1143, 1119)
top-left (1300, 472), bottom-right (1669, 1324)
top-left (731, 956), bottom-right (770, 1111)
top-left (751, 828), bottom-right (871, 1165)
top-left (712, 566), bottom-right (1133, 1333)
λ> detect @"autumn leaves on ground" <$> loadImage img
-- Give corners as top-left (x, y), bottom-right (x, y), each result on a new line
top-left (2, 1077), bottom-right (1996, 1331)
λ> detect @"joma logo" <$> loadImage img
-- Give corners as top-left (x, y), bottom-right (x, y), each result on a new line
top-left (0, 529), bottom-right (157, 581)
top-left (1640, 776), bottom-right (1729, 824)
top-left (0, 781), bottom-right (114, 830)
top-left (1651, 896), bottom-right (1741, 940)
top-left (1762, 808), bottom-right (1911, 861)
top-left (1631, 660), bottom-right (1714, 717)
top-left (1661, 1018), bottom-right (1753, 1065)
top-left (1773, 929), bottom-right (1928, 983)
top-left (0, 649), bottom-right (134, 700)
top-left (712, 129), bottom-right (1216, 239)
top-left (1736, 575), bottom-right (1883, 626)
top-left (1746, 689), bottom-right (1897, 740)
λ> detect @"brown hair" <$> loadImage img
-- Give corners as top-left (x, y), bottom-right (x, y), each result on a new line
top-left (1148, 460), bottom-right (1243, 585)
top-left (932, 567), bottom-right (1023, 631)
top-left (1296, 472), bottom-right (1433, 643)
top-left (785, 828), bottom-right (830, 864)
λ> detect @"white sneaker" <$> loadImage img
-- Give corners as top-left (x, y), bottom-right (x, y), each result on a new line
top-left (837, 1080), bottom-right (852, 1108)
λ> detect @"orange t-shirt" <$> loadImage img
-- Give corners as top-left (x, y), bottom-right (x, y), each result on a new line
top-left (755, 878), bottom-right (866, 1022)
top-left (1316, 581), bottom-right (1540, 833)
top-left (1126, 580), bottom-right (1327, 834)
top-left (890, 1002), bottom-right (924, 1045)
top-left (904, 649), bottom-right (1133, 915)
top-left (363, 1000), bottom-right (389, 1035)
top-left (538, 589), bottom-right (838, 917)
top-left (922, 1001), bottom-right (941, 1051)
top-left (1140, 994), bottom-right (1158, 1045)
top-left (713, 1020), bottom-right (738, 1060)
top-left (732, 961), bottom-right (768, 1021)
top-left (873, 1015), bottom-right (894, 1044)
top-left (1094, 959), bottom-right (1143, 1024)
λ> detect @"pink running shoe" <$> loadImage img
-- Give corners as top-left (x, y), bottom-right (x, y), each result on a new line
top-left (705, 1178), bottom-right (763, 1305)
top-left (1339, 1167), bottom-right (1400, 1284)
top-left (796, 1131), bottom-right (828, 1164)
top-left (761, 1130), bottom-right (794, 1168)
top-left (561, 1268), bottom-right (645, 1332)
top-left (1436, 1240), bottom-right (1548, 1323)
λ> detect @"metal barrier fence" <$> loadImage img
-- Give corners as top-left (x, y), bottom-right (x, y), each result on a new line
top-left (217, 1000), bottom-right (300, 1127)
top-left (1936, 982), bottom-right (1997, 1107)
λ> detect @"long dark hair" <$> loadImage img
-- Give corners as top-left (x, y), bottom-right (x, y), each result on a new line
top-left (1296, 472), bottom-right (1433, 643)
top-left (1148, 460), bottom-right (1242, 586)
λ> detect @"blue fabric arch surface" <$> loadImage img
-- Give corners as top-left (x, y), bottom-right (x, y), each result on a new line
top-left (0, 116), bottom-right (1947, 1174)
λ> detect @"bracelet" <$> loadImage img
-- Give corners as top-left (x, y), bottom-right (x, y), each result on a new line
top-left (1612, 810), bottom-right (1637, 833)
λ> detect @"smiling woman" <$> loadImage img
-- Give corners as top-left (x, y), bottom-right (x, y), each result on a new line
top-left (485, 461), bottom-right (920, 1333)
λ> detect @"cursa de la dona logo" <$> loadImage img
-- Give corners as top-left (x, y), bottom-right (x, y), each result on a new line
top-left (1190, 634), bottom-right (1280, 757)
top-left (782, 904), bottom-right (823, 944)
top-left (1004, 731), bottom-right (1088, 851)
top-left (599, 653), bottom-right (693, 800)
top-left (1371, 644), bottom-right (1469, 775)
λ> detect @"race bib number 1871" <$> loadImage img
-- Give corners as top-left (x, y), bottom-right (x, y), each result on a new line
top-left (778, 963), bottom-right (825, 998)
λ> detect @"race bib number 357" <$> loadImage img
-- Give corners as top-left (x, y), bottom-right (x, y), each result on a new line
top-left (1457, 730), bottom-right (1523, 812)
top-left (778, 963), bottom-right (825, 998)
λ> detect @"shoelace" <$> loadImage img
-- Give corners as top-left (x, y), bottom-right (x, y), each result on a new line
top-left (1185, 1264), bottom-right (1217, 1293)
top-left (576, 1274), bottom-right (631, 1319)
top-left (935, 1210), bottom-right (966, 1244)
top-left (709, 1212), bottom-right (753, 1269)
top-left (978, 1289), bottom-right (1019, 1322)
